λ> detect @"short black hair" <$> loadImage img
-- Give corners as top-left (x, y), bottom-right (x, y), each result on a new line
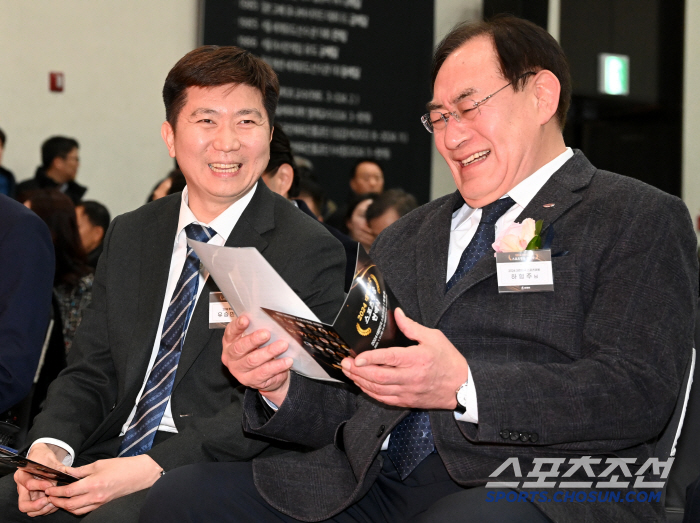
top-left (431, 15), bottom-right (571, 128)
top-left (350, 158), bottom-right (383, 180)
top-left (265, 123), bottom-right (299, 198)
top-left (365, 189), bottom-right (418, 223)
top-left (78, 200), bottom-right (111, 232)
top-left (0, 128), bottom-right (6, 147)
top-left (163, 45), bottom-right (279, 130)
top-left (42, 136), bottom-right (79, 169)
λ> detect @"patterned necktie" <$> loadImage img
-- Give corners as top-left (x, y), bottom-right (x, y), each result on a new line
top-left (118, 223), bottom-right (215, 457)
top-left (446, 196), bottom-right (515, 291)
top-left (387, 197), bottom-right (515, 480)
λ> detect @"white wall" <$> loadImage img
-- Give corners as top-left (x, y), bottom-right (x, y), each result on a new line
top-left (683, 0), bottom-right (700, 237)
top-left (429, 0), bottom-right (483, 200)
top-left (0, 0), bottom-right (199, 218)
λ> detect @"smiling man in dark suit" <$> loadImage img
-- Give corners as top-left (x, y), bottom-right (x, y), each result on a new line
top-left (0, 46), bottom-right (345, 522)
top-left (142, 16), bottom-right (698, 523)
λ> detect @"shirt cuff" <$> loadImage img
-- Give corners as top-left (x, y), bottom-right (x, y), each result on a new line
top-left (454, 366), bottom-right (478, 423)
top-left (29, 438), bottom-right (76, 466)
top-left (260, 393), bottom-right (279, 411)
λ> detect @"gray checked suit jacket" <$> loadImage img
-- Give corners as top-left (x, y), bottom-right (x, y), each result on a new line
top-left (242, 151), bottom-right (698, 523)
top-left (27, 182), bottom-right (346, 472)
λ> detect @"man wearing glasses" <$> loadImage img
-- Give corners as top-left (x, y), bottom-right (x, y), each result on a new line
top-left (142, 16), bottom-right (697, 523)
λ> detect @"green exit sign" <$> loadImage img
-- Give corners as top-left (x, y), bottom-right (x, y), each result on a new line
top-left (598, 53), bottom-right (630, 96)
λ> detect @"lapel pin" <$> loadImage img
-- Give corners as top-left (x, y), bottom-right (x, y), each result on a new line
top-left (543, 203), bottom-right (555, 208)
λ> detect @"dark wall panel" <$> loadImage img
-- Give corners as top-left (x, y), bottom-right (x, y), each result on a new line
top-left (203, 0), bottom-right (435, 205)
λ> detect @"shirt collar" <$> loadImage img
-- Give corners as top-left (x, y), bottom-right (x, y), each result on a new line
top-left (507, 147), bottom-right (573, 209)
top-left (175, 182), bottom-right (258, 244)
top-left (451, 148), bottom-right (573, 230)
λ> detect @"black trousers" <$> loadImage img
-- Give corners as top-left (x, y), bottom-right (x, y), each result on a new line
top-left (140, 453), bottom-right (552, 523)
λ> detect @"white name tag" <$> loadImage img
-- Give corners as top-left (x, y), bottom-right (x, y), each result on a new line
top-left (496, 250), bottom-right (554, 293)
top-left (209, 292), bottom-right (235, 328)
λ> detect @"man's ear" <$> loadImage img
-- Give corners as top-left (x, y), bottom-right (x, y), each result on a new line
top-left (532, 70), bottom-right (561, 126)
top-left (275, 163), bottom-right (295, 198)
top-left (161, 121), bottom-right (176, 158)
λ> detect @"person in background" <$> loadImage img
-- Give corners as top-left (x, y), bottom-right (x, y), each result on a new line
top-left (350, 158), bottom-right (384, 195)
top-left (344, 192), bottom-right (377, 253)
top-left (16, 137), bottom-right (85, 205)
top-left (75, 201), bottom-right (111, 269)
top-left (0, 128), bottom-right (17, 198)
top-left (325, 159), bottom-right (384, 229)
top-left (297, 173), bottom-right (327, 221)
top-left (365, 188), bottom-right (418, 237)
top-left (23, 190), bottom-right (93, 421)
top-left (148, 162), bottom-right (187, 202)
top-left (0, 194), bottom-right (54, 415)
top-left (262, 123), bottom-right (357, 291)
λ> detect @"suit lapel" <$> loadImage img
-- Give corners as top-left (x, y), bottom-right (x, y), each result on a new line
top-left (434, 151), bottom-right (594, 325)
top-left (415, 192), bottom-right (459, 328)
top-left (173, 183), bottom-right (274, 389)
top-left (125, 197), bottom-right (181, 392)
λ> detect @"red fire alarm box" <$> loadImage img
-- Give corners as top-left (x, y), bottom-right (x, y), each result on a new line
top-left (50, 72), bottom-right (64, 92)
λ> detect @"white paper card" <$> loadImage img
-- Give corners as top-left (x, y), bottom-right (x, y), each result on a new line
top-left (189, 240), bottom-right (338, 382)
top-left (496, 249), bottom-right (554, 293)
top-left (209, 292), bottom-right (235, 329)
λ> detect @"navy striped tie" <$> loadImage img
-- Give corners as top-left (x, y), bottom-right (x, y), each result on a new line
top-left (118, 223), bottom-right (215, 457)
top-left (446, 196), bottom-right (515, 291)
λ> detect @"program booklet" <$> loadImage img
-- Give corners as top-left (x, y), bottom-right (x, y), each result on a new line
top-left (190, 241), bottom-right (408, 383)
top-left (0, 445), bottom-right (78, 485)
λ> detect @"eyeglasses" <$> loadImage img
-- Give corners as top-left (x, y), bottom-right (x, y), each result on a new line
top-left (421, 72), bottom-right (536, 133)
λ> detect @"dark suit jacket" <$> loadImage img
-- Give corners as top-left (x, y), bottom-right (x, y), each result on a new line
top-left (15, 168), bottom-right (86, 205)
top-left (27, 183), bottom-right (346, 471)
top-left (0, 194), bottom-right (54, 413)
top-left (242, 152), bottom-right (698, 522)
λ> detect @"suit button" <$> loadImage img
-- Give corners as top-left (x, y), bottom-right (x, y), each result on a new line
top-left (530, 432), bottom-right (539, 443)
top-left (520, 432), bottom-right (529, 442)
top-left (509, 431), bottom-right (519, 441)
top-left (500, 429), bottom-right (510, 439)
top-left (376, 425), bottom-right (385, 437)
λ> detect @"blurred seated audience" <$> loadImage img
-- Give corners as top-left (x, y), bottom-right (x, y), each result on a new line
top-left (344, 192), bottom-right (378, 254)
top-left (0, 128), bottom-right (16, 198)
top-left (16, 136), bottom-right (85, 205)
top-left (76, 200), bottom-right (111, 269)
top-left (148, 163), bottom-right (187, 202)
top-left (24, 190), bottom-right (94, 419)
top-left (365, 188), bottom-right (418, 237)
top-left (0, 194), bottom-right (54, 420)
top-left (297, 173), bottom-right (327, 221)
top-left (262, 124), bottom-right (357, 290)
top-left (326, 159), bottom-right (384, 229)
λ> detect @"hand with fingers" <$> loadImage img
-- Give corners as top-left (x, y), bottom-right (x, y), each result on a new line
top-left (42, 455), bottom-right (162, 516)
top-left (14, 444), bottom-right (66, 517)
top-left (222, 314), bottom-right (293, 407)
top-left (340, 308), bottom-right (469, 410)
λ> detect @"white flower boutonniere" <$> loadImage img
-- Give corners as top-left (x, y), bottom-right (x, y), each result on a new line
top-left (492, 218), bottom-right (544, 253)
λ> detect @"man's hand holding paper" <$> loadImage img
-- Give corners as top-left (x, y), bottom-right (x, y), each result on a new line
top-left (222, 315), bottom-right (293, 407)
top-left (340, 307), bottom-right (468, 410)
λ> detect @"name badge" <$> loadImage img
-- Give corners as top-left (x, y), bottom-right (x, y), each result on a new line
top-left (496, 250), bottom-right (553, 293)
top-left (209, 292), bottom-right (235, 328)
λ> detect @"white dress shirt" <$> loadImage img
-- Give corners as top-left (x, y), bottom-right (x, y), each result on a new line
top-left (33, 183), bottom-right (258, 465)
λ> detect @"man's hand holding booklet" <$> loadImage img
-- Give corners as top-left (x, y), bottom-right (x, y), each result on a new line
top-left (190, 240), bottom-right (408, 383)
top-left (0, 445), bottom-right (77, 485)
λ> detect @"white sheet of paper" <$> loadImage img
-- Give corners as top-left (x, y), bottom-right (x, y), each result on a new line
top-left (189, 240), bottom-right (337, 382)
